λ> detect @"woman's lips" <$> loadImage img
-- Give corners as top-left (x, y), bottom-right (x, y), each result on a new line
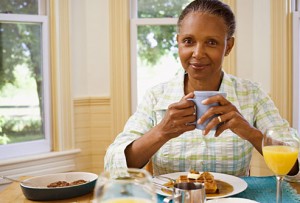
top-left (190, 63), bottom-right (209, 70)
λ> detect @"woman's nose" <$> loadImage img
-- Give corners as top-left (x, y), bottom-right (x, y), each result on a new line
top-left (192, 43), bottom-right (205, 58)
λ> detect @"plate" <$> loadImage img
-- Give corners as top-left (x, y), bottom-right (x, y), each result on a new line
top-left (207, 197), bottom-right (258, 203)
top-left (153, 172), bottom-right (247, 199)
top-left (20, 172), bottom-right (98, 201)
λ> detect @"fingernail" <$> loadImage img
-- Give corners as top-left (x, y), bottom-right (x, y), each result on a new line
top-left (201, 99), bottom-right (207, 104)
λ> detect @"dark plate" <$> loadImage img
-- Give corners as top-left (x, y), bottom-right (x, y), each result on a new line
top-left (20, 172), bottom-right (98, 201)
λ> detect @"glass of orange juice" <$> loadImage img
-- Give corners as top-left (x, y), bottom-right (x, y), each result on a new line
top-left (94, 168), bottom-right (157, 203)
top-left (262, 127), bottom-right (300, 203)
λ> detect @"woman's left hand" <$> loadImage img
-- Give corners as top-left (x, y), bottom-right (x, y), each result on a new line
top-left (199, 94), bottom-right (255, 140)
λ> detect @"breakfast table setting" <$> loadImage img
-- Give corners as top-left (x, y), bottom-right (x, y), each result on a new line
top-left (4, 128), bottom-right (300, 202)
top-left (2, 126), bottom-right (300, 202)
top-left (1, 171), bottom-right (300, 203)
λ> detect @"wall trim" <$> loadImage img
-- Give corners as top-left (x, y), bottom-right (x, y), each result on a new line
top-left (73, 97), bottom-right (111, 173)
top-left (74, 97), bottom-right (110, 106)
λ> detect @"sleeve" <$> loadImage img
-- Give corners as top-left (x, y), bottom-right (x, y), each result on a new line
top-left (252, 84), bottom-right (289, 133)
top-left (104, 90), bottom-right (157, 171)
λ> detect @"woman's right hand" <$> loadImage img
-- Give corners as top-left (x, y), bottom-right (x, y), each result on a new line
top-left (156, 92), bottom-right (197, 140)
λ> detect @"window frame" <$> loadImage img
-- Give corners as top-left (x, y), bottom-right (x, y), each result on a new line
top-left (0, 0), bottom-right (78, 181)
top-left (130, 0), bottom-right (182, 112)
top-left (0, 11), bottom-right (51, 159)
top-left (130, 17), bottom-right (178, 112)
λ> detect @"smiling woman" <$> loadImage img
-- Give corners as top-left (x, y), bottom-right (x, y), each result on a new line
top-left (99, 0), bottom-right (300, 181)
top-left (130, 0), bottom-right (236, 113)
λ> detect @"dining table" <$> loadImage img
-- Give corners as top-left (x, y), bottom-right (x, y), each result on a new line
top-left (1, 175), bottom-right (300, 203)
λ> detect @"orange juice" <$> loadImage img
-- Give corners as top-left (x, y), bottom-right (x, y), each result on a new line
top-left (263, 145), bottom-right (299, 175)
top-left (101, 198), bottom-right (153, 203)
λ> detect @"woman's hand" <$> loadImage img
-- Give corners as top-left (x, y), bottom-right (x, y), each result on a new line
top-left (156, 92), bottom-right (197, 140)
top-left (199, 95), bottom-right (256, 140)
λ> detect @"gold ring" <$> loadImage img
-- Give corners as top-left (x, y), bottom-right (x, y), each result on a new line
top-left (217, 116), bottom-right (222, 123)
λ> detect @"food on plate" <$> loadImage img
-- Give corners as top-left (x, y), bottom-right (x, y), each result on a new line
top-left (159, 171), bottom-right (237, 198)
top-left (47, 181), bottom-right (69, 188)
top-left (70, 179), bottom-right (88, 185)
top-left (177, 170), bottom-right (218, 194)
top-left (47, 179), bottom-right (87, 188)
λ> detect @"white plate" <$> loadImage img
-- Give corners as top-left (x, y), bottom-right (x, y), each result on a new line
top-left (153, 172), bottom-right (247, 199)
top-left (207, 197), bottom-right (258, 203)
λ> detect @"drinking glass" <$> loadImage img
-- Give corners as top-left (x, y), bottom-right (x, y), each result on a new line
top-left (94, 168), bottom-right (157, 203)
top-left (262, 127), bottom-right (300, 203)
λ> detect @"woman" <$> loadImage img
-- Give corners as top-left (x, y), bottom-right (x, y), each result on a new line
top-left (104, 0), bottom-right (298, 176)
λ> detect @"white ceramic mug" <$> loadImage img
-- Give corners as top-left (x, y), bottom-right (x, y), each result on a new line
top-left (163, 182), bottom-right (206, 203)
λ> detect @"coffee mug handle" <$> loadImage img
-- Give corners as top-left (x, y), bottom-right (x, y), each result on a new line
top-left (186, 98), bottom-right (197, 126)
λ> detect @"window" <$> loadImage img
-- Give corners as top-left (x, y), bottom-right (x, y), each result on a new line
top-left (292, 0), bottom-right (300, 132)
top-left (0, 0), bottom-right (51, 159)
top-left (130, 0), bottom-right (193, 112)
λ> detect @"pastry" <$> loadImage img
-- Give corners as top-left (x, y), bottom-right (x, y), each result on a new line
top-left (176, 171), bottom-right (218, 194)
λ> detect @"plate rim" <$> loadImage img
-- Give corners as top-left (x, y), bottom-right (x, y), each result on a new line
top-left (206, 197), bottom-right (258, 203)
top-left (20, 172), bottom-right (98, 189)
top-left (20, 172), bottom-right (98, 201)
top-left (153, 172), bottom-right (248, 199)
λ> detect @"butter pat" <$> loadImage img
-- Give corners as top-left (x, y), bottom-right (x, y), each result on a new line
top-left (187, 173), bottom-right (200, 180)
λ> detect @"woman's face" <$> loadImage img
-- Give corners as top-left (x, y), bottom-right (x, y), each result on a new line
top-left (177, 12), bottom-right (234, 81)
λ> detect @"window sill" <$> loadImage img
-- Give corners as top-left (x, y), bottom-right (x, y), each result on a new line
top-left (0, 149), bottom-right (81, 185)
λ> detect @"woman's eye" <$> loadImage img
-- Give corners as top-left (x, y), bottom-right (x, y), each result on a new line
top-left (183, 38), bottom-right (193, 45)
top-left (207, 40), bottom-right (217, 46)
